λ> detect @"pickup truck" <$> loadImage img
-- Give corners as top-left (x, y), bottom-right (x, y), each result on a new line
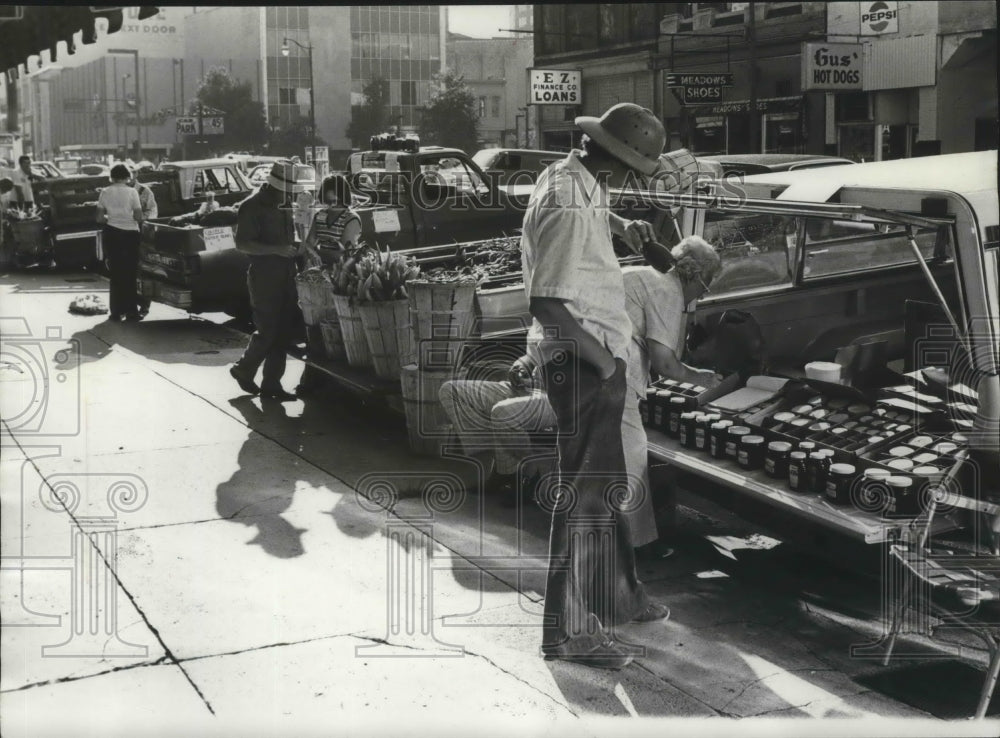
top-left (34, 158), bottom-right (253, 269)
top-left (347, 146), bottom-right (525, 250)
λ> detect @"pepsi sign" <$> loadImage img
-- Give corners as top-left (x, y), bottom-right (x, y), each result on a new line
top-left (860, 1), bottom-right (899, 35)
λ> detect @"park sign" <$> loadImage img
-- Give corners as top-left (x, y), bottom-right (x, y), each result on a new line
top-left (528, 69), bottom-right (581, 105)
top-left (801, 42), bottom-right (863, 91)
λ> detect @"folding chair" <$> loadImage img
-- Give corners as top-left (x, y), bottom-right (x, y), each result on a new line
top-left (882, 451), bottom-right (1000, 718)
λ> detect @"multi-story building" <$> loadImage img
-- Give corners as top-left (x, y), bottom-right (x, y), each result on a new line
top-left (532, 2), bottom-right (997, 159)
top-left (17, 6), bottom-right (196, 160)
top-left (184, 5), bottom-right (446, 166)
top-left (15, 6), bottom-right (447, 166)
top-left (446, 34), bottom-right (534, 148)
top-left (531, 3), bottom-right (669, 151)
top-left (826, 0), bottom-right (997, 160)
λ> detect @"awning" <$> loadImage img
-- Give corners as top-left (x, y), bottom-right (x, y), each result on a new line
top-left (689, 95), bottom-right (805, 118)
top-left (1, 6), bottom-right (159, 75)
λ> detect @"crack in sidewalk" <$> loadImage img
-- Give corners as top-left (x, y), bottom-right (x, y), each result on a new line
top-left (2, 426), bottom-right (217, 715)
top-left (1, 656), bottom-right (170, 694)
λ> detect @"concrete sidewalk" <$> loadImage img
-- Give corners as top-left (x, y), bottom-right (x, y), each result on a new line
top-left (1, 271), bottom-right (997, 737)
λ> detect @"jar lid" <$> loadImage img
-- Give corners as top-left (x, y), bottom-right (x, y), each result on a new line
top-left (952, 433), bottom-right (969, 443)
top-left (831, 427), bottom-right (848, 435)
top-left (670, 396), bottom-right (688, 404)
top-left (887, 476), bottom-right (913, 488)
top-left (678, 383), bottom-right (694, 389)
top-left (810, 422), bottom-right (832, 432)
top-left (808, 452), bottom-right (825, 460)
top-left (830, 463), bottom-right (856, 475)
top-left (743, 435), bottom-right (765, 445)
top-left (680, 412), bottom-right (697, 420)
top-left (790, 451), bottom-right (807, 459)
top-left (728, 426), bottom-right (751, 436)
top-left (773, 412), bottom-right (796, 422)
top-left (656, 389), bottom-right (673, 397)
top-left (791, 418), bottom-right (810, 427)
top-left (887, 458), bottom-right (915, 471)
top-left (702, 414), bottom-right (721, 422)
top-left (912, 465), bottom-right (941, 476)
top-left (912, 452), bottom-right (938, 465)
top-left (711, 420), bottom-right (733, 429)
top-left (663, 379), bottom-right (678, 385)
top-left (799, 442), bottom-right (816, 450)
top-left (819, 449), bottom-right (836, 457)
top-left (768, 441), bottom-right (792, 452)
top-left (864, 468), bottom-right (891, 479)
top-left (889, 446), bottom-right (914, 457)
top-left (646, 387), bottom-right (658, 395)
top-left (692, 386), bottom-right (707, 393)
top-left (909, 435), bottom-right (933, 447)
top-left (896, 424), bottom-right (912, 432)
top-left (933, 442), bottom-right (958, 454)
top-left (809, 408), bottom-right (829, 419)
top-left (867, 436), bottom-right (886, 445)
top-left (792, 405), bottom-right (813, 414)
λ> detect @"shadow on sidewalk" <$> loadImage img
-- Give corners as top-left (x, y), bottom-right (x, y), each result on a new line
top-left (68, 317), bottom-right (246, 368)
top-left (214, 396), bottom-right (318, 558)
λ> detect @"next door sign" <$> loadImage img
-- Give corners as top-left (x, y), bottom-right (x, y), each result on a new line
top-left (528, 69), bottom-right (581, 105)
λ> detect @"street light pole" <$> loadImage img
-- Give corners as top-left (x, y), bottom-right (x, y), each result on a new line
top-left (122, 73), bottom-right (130, 159)
top-left (281, 37), bottom-right (316, 170)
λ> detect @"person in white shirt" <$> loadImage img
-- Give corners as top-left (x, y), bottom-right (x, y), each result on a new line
top-left (131, 174), bottom-right (158, 317)
top-left (97, 164), bottom-right (143, 321)
top-left (12, 155), bottom-right (36, 207)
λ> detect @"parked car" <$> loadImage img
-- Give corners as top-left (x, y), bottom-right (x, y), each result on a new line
top-left (78, 163), bottom-right (111, 177)
top-left (247, 163), bottom-right (271, 188)
top-left (30, 161), bottom-right (66, 179)
top-left (471, 148), bottom-right (563, 186)
top-left (697, 153), bottom-right (855, 178)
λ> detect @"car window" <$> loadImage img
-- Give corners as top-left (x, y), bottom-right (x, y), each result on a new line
top-left (702, 211), bottom-right (797, 294)
top-left (420, 155), bottom-right (487, 196)
top-left (802, 220), bottom-right (948, 280)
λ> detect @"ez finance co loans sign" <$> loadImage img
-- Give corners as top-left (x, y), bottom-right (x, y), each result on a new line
top-left (529, 69), bottom-right (581, 105)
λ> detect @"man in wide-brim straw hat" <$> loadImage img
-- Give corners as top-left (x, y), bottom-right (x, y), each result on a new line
top-left (229, 159), bottom-right (310, 401)
top-left (521, 103), bottom-right (672, 670)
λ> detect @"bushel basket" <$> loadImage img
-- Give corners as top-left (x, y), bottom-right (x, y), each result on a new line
top-left (407, 280), bottom-right (476, 371)
top-left (358, 299), bottom-right (412, 380)
top-left (332, 293), bottom-right (372, 368)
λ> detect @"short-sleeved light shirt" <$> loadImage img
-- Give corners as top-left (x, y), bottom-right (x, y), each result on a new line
top-left (98, 183), bottom-right (142, 231)
top-left (12, 168), bottom-right (34, 203)
top-left (520, 151), bottom-right (631, 363)
top-left (137, 183), bottom-right (158, 220)
top-left (623, 266), bottom-right (687, 399)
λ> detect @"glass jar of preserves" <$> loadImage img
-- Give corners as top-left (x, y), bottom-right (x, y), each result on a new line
top-left (806, 451), bottom-right (831, 494)
top-left (667, 396), bottom-right (688, 437)
top-left (825, 463), bottom-right (856, 506)
top-left (737, 435), bottom-right (766, 470)
top-left (679, 412), bottom-right (698, 449)
top-left (764, 441), bottom-right (792, 479)
top-left (788, 452), bottom-right (808, 492)
top-left (725, 426), bottom-right (752, 460)
top-left (709, 420), bottom-right (734, 459)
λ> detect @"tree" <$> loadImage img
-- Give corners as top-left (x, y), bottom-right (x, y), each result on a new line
top-left (268, 116), bottom-right (326, 159)
top-left (345, 76), bottom-right (390, 148)
top-left (418, 72), bottom-right (479, 154)
top-left (192, 67), bottom-right (269, 152)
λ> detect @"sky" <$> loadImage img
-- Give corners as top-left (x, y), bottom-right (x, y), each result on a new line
top-left (447, 5), bottom-right (514, 39)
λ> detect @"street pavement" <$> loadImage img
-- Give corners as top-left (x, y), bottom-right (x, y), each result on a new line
top-left (1, 269), bottom-right (998, 738)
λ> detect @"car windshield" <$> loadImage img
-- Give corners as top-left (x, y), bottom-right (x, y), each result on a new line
top-left (472, 150), bottom-right (499, 170)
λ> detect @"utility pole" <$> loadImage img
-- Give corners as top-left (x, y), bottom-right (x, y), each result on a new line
top-left (748, 1), bottom-right (759, 154)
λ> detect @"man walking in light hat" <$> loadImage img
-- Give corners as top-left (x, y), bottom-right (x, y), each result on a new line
top-left (522, 103), bottom-right (672, 670)
top-left (229, 160), bottom-right (308, 401)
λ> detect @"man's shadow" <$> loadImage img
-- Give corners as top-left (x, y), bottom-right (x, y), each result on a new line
top-left (216, 396), bottom-right (310, 558)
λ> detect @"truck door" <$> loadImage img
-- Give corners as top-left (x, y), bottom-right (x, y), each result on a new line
top-left (414, 154), bottom-right (520, 246)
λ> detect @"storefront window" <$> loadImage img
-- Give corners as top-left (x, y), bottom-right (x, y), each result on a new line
top-left (881, 124), bottom-right (909, 161)
top-left (692, 117), bottom-right (726, 155)
top-left (763, 113), bottom-right (803, 154)
top-left (838, 125), bottom-right (875, 163)
top-left (599, 5), bottom-right (625, 46)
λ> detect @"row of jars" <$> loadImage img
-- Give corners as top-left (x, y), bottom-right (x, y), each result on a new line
top-left (642, 390), bottom-right (921, 516)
